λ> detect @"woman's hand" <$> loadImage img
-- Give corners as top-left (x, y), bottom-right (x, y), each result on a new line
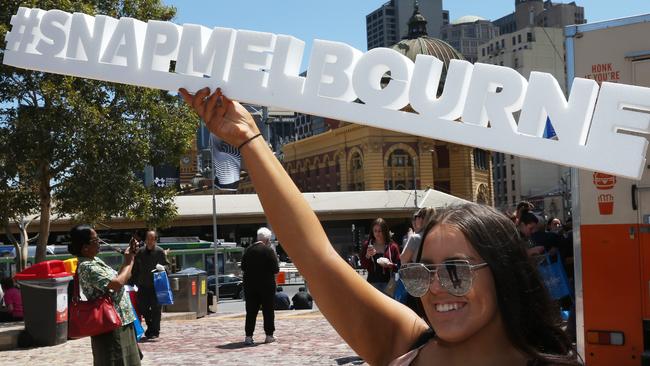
top-left (178, 87), bottom-right (260, 147)
top-left (109, 237), bottom-right (137, 292)
top-left (366, 245), bottom-right (377, 258)
top-left (123, 237), bottom-right (137, 262)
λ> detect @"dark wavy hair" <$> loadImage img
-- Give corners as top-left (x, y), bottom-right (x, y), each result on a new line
top-left (68, 224), bottom-right (93, 257)
top-left (414, 203), bottom-right (580, 365)
top-left (369, 218), bottom-right (391, 245)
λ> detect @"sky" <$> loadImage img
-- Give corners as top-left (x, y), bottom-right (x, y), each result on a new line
top-left (162, 0), bottom-right (649, 71)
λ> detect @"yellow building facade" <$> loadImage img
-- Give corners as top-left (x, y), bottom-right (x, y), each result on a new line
top-left (280, 122), bottom-right (493, 204)
top-left (278, 5), bottom-right (493, 204)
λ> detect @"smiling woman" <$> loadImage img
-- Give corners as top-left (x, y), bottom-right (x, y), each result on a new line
top-left (403, 204), bottom-right (578, 365)
top-left (178, 87), bottom-right (580, 365)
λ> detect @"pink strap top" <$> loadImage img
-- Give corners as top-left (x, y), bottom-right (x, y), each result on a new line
top-left (388, 344), bottom-right (426, 366)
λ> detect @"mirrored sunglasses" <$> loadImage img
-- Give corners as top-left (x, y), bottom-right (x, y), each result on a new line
top-left (398, 260), bottom-right (488, 297)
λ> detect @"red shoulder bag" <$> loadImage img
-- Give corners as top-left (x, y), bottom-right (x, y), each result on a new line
top-left (68, 272), bottom-right (122, 339)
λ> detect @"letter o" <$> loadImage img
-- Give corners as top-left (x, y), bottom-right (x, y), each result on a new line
top-left (352, 48), bottom-right (413, 110)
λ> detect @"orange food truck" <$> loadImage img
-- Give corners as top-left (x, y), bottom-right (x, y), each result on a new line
top-left (565, 13), bottom-right (650, 365)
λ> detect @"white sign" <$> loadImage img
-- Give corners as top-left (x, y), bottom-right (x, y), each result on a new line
top-left (4, 7), bottom-right (650, 179)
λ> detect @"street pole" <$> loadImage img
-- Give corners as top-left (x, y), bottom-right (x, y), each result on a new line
top-left (413, 156), bottom-right (418, 207)
top-left (209, 135), bottom-right (220, 303)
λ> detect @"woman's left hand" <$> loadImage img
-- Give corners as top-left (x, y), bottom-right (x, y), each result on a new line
top-left (179, 87), bottom-right (260, 148)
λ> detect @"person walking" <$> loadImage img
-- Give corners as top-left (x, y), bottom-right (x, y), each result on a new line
top-left (241, 227), bottom-right (280, 345)
top-left (131, 230), bottom-right (169, 340)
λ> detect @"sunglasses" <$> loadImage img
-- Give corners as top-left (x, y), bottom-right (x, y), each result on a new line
top-left (398, 260), bottom-right (488, 297)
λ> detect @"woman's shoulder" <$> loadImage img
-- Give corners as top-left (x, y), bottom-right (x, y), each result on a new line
top-left (77, 258), bottom-right (107, 274)
top-left (76, 258), bottom-right (92, 269)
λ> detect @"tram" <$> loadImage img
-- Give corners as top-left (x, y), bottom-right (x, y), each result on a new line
top-left (0, 240), bottom-right (244, 278)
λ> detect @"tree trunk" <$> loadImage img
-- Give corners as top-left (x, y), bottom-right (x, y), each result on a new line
top-left (19, 223), bottom-right (29, 271)
top-left (36, 163), bottom-right (51, 263)
top-left (4, 221), bottom-right (23, 273)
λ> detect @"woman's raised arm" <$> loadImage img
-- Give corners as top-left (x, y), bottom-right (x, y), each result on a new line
top-left (179, 88), bottom-right (428, 364)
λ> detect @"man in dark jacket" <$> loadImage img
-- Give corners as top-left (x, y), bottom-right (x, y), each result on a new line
top-left (132, 230), bottom-right (169, 339)
top-left (241, 227), bottom-right (279, 345)
top-left (274, 286), bottom-right (290, 310)
top-left (291, 287), bottom-right (313, 310)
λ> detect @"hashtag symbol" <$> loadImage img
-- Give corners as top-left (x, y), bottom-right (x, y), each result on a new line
top-left (5, 7), bottom-right (42, 53)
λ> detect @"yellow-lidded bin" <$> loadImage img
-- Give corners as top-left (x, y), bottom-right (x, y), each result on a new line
top-left (62, 258), bottom-right (78, 274)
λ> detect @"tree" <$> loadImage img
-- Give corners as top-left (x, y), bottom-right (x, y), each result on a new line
top-left (0, 0), bottom-right (198, 263)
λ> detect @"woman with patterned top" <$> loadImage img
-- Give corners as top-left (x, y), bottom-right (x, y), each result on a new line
top-left (68, 225), bottom-right (141, 365)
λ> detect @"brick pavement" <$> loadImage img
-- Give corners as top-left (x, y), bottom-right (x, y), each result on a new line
top-left (2, 311), bottom-right (368, 365)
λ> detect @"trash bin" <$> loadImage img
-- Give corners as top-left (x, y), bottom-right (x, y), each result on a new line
top-left (163, 268), bottom-right (207, 318)
top-left (15, 260), bottom-right (73, 346)
top-left (62, 258), bottom-right (77, 274)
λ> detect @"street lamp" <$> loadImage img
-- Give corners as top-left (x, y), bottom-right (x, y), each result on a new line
top-left (413, 155), bottom-right (418, 207)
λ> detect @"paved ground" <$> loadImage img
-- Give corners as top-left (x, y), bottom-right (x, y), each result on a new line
top-left (2, 310), bottom-right (367, 365)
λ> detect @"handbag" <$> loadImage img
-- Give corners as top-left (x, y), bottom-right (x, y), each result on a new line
top-left (68, 273), bottom-right (122, 339)
top-left (537, 252), bottom-right (572, 300)
top-left (153, 271), bottom-right (174, 305)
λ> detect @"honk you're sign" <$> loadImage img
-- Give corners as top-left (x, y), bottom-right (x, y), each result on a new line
top-left (4, 7), bottom-right (650, 179)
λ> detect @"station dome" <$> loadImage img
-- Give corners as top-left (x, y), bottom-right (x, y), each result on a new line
top-left (390, 1), bottom-right (464, 95)
top-left (451, 15), bottom-right (487, 25)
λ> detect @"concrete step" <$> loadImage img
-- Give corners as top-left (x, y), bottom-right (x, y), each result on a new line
top-left (0, 311), bottom-right (198, 351)
top-left (0, 324), bottom-right (23, 351)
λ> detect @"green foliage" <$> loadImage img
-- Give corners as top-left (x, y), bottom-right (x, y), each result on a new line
top-left (0, 0), bottom-right (198, 259)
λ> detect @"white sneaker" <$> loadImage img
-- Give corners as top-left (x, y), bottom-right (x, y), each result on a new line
top-left (264, 335), bottom-right (276, 344)
top-left (244, 336), bottom-right (254, 345)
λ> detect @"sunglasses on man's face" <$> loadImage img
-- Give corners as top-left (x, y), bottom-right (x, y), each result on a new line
top-left (398, 260), bottom-right (488, 297)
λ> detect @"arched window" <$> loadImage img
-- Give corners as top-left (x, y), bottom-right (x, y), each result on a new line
top-left (349, 151), bottom-right (364, 191)
top-left (476, 184), bottom-right (489, 204)
top-left (387, 149), bottom-right (413, 167)
top-left (385, 149), bottom-right (416, 190)
top-left (473, 149), bottom-right (489, 170)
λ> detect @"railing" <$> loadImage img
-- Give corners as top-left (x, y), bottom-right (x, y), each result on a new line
top-left (275, 267), bottom-right (368, 285)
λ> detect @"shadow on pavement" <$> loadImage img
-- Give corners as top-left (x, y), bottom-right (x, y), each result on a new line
top-left (216, 342), bottom-right (261, 349)
top-left (335, 355), bottom-right (365, 365)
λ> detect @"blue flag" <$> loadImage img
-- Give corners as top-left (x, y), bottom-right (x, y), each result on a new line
top-left (543, 117), bottom-right (557, 140)
top-left (210, 133), bottom-right (241, 190)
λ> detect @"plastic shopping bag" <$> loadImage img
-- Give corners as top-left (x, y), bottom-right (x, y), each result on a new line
top-left (537, 252), bottom-right (572, 300)
top-left (153, 271), bottom-right (174, 305)
top-left (131, 305), bottom-right (144, 341)
top-left (393, 278), bottom-right (409, 304)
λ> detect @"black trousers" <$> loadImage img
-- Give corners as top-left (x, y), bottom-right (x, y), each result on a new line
top-left (137, 288), bottom-right (161, 337)
top-left (244, 284), bottom-right (275, 337)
